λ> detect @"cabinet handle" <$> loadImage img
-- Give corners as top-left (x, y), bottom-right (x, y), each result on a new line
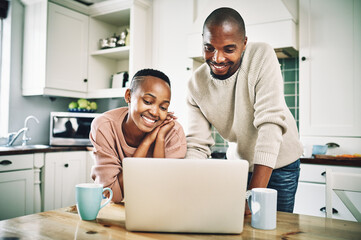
top-left (320, 207), bottom-right (338, 214)
top-left (0, 160), bottom-right (12, 165)
top-left (321, 171), bottom-right (326, 176)
top-left (301, 56), bottom-right (306, 61)
top-left (64, 163), bottom-right (69, 168)
top-left (83, 79), bottom-right (88, 83)
top-left (326, 142), bottom-right (340, 148)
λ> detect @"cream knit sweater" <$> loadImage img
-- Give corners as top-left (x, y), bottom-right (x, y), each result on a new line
top-left (186, 42), bottom-right (303, 171)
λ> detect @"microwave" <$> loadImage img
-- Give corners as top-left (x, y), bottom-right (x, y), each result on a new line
top-left (50, 112), bottom-right (101, 146)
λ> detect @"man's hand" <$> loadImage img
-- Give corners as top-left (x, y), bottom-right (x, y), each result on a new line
top-left (245, 202), bottom-right (251, 215)
top-left (245, 164), bottom-right (273, 215)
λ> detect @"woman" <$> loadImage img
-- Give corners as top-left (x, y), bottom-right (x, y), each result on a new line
top-left (90, 69), bottom-right (187, 203)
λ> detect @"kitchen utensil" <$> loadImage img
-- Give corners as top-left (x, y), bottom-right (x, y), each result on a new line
top-left (117, 31), bottom-right (126, 46)
top-left (99, 38), bottom-right (109, 49)
top-left (312, 145), bottom-right (328, 155)
top-left (108, 34), bottom-right (117, 48)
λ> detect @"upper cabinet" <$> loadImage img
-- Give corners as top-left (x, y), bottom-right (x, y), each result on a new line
top-left (21, 0), bottom-right (152, 99)
top-left (299, 0), bottom-right (361, 138)
top-left (187, 0), bottom-right (299, 61)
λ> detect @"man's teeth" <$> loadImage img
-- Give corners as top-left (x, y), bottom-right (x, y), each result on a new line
top-left (143, 116), bottom-right (156, 123)
top-left (213, 65), bottom-right (226, 69)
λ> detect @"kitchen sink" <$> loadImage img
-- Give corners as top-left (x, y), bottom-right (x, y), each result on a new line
top-left (0, 144), bottom-right (50, 151)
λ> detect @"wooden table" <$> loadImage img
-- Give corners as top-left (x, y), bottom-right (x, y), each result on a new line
top-left (1, 203), bottom-right (360, 240)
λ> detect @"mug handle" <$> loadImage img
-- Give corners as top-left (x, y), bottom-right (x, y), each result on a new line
top-left (100, 187), bottom-right (113, 210)
top-left (246, 190), bottom-right (253, 214)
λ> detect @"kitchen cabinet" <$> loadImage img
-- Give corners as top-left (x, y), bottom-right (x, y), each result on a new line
top-left (294, 163), bottom-right (361, 221)
top-left (22, 1), bottom-right (88, 98)
top-left (0, 154), bottom-right (34, 220)
top-left (21, 0), bottom-right (152, 99)
top-left (187, 0), bottom-right (299, 60)
top-left (42, 151), bottom-right (86, 211)
top-left (299, 0), bottom-right (361, 140)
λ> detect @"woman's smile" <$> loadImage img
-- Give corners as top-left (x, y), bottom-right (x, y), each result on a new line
top-left (141, 114), bottom-right (159, 127)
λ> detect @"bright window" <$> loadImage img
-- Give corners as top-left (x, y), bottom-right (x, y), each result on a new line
top-left (0, 1), bottom-right (10, 137)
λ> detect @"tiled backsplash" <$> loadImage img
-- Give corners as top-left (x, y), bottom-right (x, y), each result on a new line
top-left (212, 57), bottom-right (299, 149)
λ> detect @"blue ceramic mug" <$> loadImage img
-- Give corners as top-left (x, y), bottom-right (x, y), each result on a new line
top-left (76, 183), bottom-right (113, 221)
top-left (247, 188), bottom-right (277, 230)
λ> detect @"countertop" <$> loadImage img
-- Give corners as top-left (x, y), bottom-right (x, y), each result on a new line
top-left (0, 145), bottom-right (91, 156)
top-left (0, 202), bottom-right (360, 239)
top-left (1, 146), bottom-right (361, 167)
top-left (301, 155), bottom-right (361, 167)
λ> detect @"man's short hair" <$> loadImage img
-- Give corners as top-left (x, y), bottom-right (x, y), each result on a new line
top-left (203, 7), bottom-right (246, 39)
top-left (129, 68), bottom-right (171, 92)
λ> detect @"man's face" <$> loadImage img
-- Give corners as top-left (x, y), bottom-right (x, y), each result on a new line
top-left (203, 22), bottom-right (247, 80)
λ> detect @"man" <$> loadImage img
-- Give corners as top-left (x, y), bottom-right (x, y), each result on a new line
top-left (185, 7), bottom-right (303, 213)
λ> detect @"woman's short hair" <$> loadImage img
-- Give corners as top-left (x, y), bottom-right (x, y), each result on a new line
top-left (129, 68), bottom-right (171, 92)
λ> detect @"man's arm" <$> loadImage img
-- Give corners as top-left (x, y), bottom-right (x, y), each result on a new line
top-left (248, 164), bottom-right (273, 189)
top-left (185, 94), bottom-right (214, 159)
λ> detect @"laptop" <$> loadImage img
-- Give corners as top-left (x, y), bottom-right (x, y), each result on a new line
top-left (123, 158), bottom-right (249, 234)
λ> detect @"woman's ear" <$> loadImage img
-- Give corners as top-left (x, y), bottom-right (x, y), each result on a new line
top-left (125, 89), bottom-right (131, 103)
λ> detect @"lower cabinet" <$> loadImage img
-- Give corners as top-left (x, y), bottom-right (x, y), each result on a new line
top-left (0, 170), bottom-right (34, 220)
top-left (42, 151), bottom-right (87, 211)
top-left (294, 163), bottom-right (361, 221)
top-left (0, 154), bottom-right (34, 220)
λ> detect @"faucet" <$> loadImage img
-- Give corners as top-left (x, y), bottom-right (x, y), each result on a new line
top-left (6, 115), bottom-right (40, 146)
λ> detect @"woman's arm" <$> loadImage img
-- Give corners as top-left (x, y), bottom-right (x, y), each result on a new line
top-left (132, 126), bottom-right (160, 157)
top-left (153, 120), bottom-right (175, 158)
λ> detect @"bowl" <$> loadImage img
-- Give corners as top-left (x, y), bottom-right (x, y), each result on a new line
top-left (312, 145), bottom-right (328, 155)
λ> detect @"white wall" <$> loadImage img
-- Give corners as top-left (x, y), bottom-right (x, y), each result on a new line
top-left (151, 0), bottom-right (194, 133)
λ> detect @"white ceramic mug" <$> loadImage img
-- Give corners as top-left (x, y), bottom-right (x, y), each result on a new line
top-left (247, 188), bottom-right (277, 230)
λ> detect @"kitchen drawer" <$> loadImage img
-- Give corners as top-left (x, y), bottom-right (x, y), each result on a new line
top-left (299, 164), bottom-right (361, 183)
top-left (0, 154), bottom-right (33, 172)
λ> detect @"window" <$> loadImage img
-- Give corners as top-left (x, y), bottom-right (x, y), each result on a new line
top-left (0, 0), bottom-right (10, 136)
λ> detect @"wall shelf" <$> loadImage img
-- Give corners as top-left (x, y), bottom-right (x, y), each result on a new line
top-left (90, 46), bottom-right (130, 60)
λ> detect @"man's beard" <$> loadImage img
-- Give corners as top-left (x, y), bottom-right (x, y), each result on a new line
top-left (206, 60), bottom-right (234, 80)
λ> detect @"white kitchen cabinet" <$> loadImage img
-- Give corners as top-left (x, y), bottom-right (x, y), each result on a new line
top-left (294, 163), bottom-right (361, 221)
top-left (0, 154), bottom-right (34, 220)
top-left (187, 0), bottom-right (299, 60)
top-left (21, 0), bottom-right (152, 99)
top-left (42, 151), bottom-right (86, 211)
top-left (22, 1), bottom-right (89, 98)
top-left (86, 0), bottom-right (152, 98)
top-left (299, 0), bottom-right (361, 138)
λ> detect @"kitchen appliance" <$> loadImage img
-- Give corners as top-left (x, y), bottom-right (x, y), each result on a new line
top-left (111, 71), bottom-right (129, 88)
top-left (49, 112), bottom-right (100, 146)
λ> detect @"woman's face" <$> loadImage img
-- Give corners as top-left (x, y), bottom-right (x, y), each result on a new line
top-left (126, 76), bottom-right (171, 133)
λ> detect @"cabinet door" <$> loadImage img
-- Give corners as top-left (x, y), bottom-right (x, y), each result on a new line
top-left (43, 151), bottom-right (86, 211)
top-left (299, 0), bottom-right (361, 137)
top-left (0, 170), bottom-right (34, 220)
top-left (294, 182), bottom-right (358, 221)
top-left (46, 3), bottom-right (88, 92)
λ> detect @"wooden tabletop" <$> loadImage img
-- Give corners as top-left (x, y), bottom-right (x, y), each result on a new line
top-left (1, 203), bottom-right (360, 240)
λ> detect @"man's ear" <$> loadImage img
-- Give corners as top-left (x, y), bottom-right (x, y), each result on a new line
top-left (125, 89), bottom-right (131, 103)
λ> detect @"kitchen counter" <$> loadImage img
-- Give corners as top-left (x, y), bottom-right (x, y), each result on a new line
top-left (0, 203), bottom-right (360, 239)
top-left (1, 146), bottom-right (360, 167)
top-left (301, 155), bottom-right (361, 167)
top-left (0, 145), bottom-right (92, 156)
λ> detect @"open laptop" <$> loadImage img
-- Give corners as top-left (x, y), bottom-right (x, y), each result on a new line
top-left (123, 158), bottom-right (249, 234)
